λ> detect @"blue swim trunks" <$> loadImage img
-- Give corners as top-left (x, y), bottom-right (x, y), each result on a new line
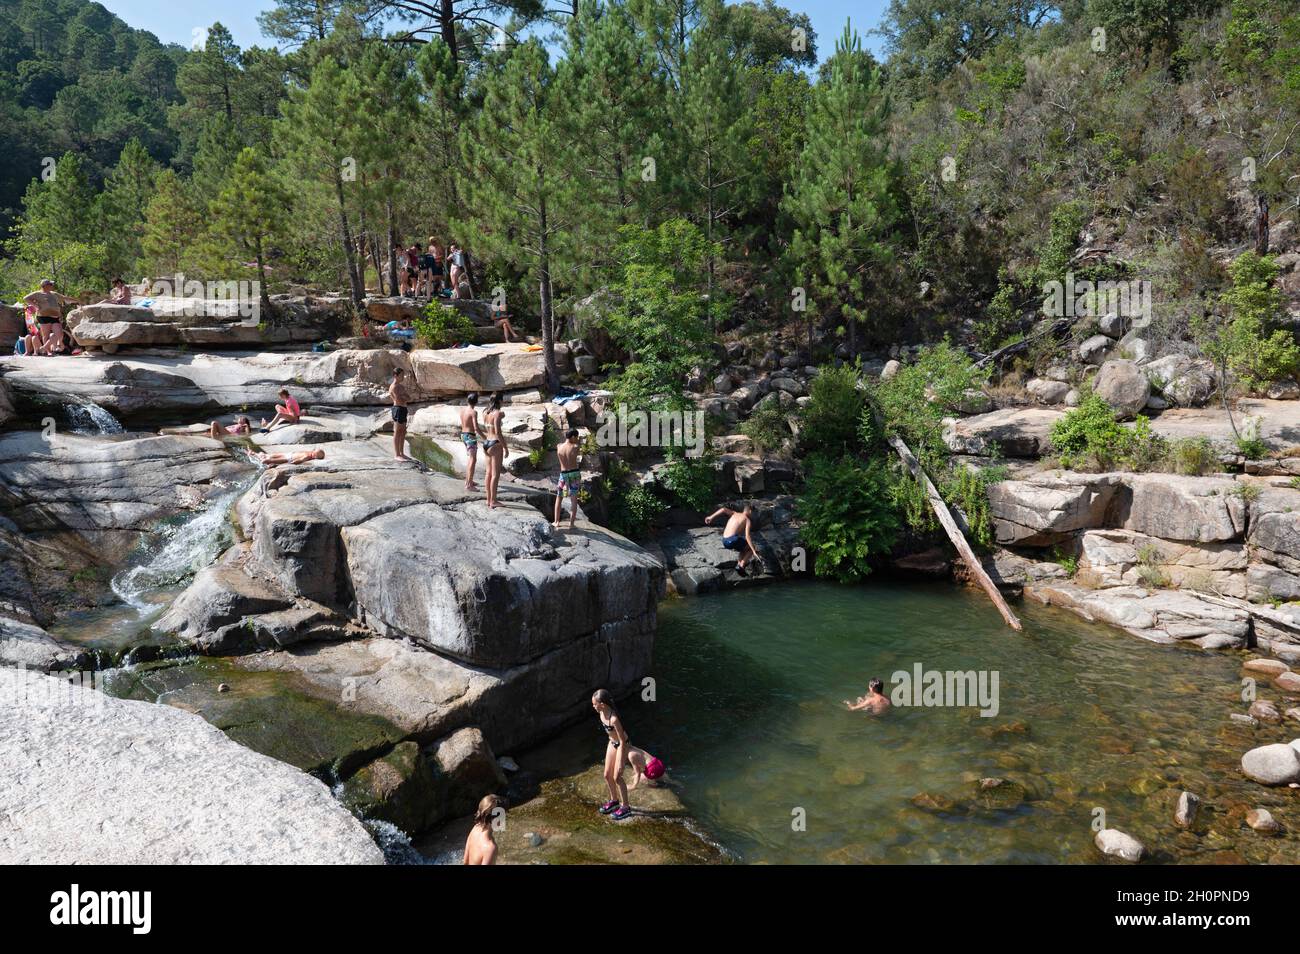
top-left (722, 534), bottom-right (743, 550)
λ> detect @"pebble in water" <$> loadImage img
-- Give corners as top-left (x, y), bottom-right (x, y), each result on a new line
top-left (1245, 808), bottom-right (1282, 834)
top-left (1095, 829), bottom-right (1146, 863)
top-left (1248, 700), bottom-right (1282, 724)
top-left (1173, 791), bottom-right (1201, 829)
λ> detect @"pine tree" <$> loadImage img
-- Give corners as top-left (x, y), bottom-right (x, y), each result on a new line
top-left (8, 152), bottom-right (106, 290)
top-left (560, 0), bottom-right (669, 250)
top-left (676, 0), bottom-right (752, 325)
top-left (99, 138), bottom-right (161, 279)
top-left (211, 147), bottom-right (290, 316)
top-left (140, 169), bottom-right (204, 281)
top-left (782, 23), bottom-right (896, 354)
top-left (278, 55), bottom-right (367, 308)
top-left (459, 39), bottom-right (581, 389)
top-left (415, 39), bottom-right (468, 237)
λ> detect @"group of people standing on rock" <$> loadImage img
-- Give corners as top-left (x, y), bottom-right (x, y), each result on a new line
top-left (389, 238), bottom-right (472, 300)
top-left (462, 688), bottom-right (666, 864)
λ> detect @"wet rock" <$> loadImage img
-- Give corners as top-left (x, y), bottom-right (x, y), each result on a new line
top-left (1286, 707), bottom-right (1300, 723)
top-left (1094, 828), bottom-right (1146, 862)
top-left (1093, 359), bottom-right (1150, 419)
top-left (1229, 713), bottom-right (1259, 727)
top-left (1242, 658), bottom-right (1291, 678)
top-left (1276, 671), bottom-right (1300, 692)
top-left (1245, 807), bottom-right (1281, 834)
top-left (1248, 700), bottom-right (1283, 725)
top-left (971, 777), bottom-right (1026, 811)
top-left (910, 791), bottom-right (960, 814)
top-left (1027, 582), bottom-right (1250, 646)
top-left (1240, 740), bottom-right (1300, 785)
top-left (430, 727), bottom-right (508, 820)
top-left (341, 740), bottom-right (441, 835)
top-left (1174, 790), bottom-right (1201, 828)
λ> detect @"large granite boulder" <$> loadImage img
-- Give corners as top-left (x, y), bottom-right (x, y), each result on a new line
top-left (0, 431), bottom-right (250, 533)
top-left (1093, 359), bottom-right (1150, 419)
top-left (944, 407), bottom-right (1065, 458)
top-left (0, 668), bottom-right (383, 864)
top-left (987, 473), bottom-right (1122, 545)
top-left (1078, 529), bottom-right (1247, 596)
top-left (1144, 354), bottom-right (1217, 407)
top-left (1249, 487), bottom-right (1300, 575)
top-left (1123, 474), bottom-right (1247, 543)
top-left (410, 344), bottom-right (546, 395)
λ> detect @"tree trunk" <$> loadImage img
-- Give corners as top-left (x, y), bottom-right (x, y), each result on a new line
top-left (254, 235), bottom-right (273, 320)
top-left (387, 198), bottom-right (398, 297)
top-left (889, 435), bottom-right (1022, 632)
top-left (538, 196), bottom-right (560, 392)
top-left (440, 0), bottom-right (458, 62)
top-left (1256, 194), bottom-right (1270, 256)
top-left (334, 173), bottom-right (363, 309)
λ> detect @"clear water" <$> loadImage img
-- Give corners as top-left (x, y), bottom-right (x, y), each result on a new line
top-left (624, 581), bottom-right (1299, 864)
top-left (65, 400), bottom-right (124, 435)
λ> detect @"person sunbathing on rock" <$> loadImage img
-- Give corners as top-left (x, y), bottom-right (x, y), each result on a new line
top-left (209, 416), bottom-right (251, 439)
top-left (704, 503), bottom-right (761, 575)
top-left (463, 794), bottom-right (507, 865)
top-left (256, 448), bottom-right (324, 467)
top-left (845, 678), bottom-right (892, 715)
top-left (260, 388), bottom-right (301, 432)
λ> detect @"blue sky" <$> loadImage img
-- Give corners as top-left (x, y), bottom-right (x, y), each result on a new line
top-left (98, 0), bottom-right (892, 60)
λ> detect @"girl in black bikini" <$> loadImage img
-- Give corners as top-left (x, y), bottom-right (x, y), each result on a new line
top-left (591, 689), bottom-right (632, 820)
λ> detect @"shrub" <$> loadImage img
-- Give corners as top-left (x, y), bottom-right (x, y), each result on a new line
top-left (742, 401), bottom-right (791, 455)
top-left (1167, 437), bottom-right (1216, 475)
top-left (799, 363), bottom-right (866, 455)
top-left (657, 449), bottom-right (716, 512)
top-left (414, 303), bottom-right (477, 348)
top-left (608, 482), bottom-right (665, 539)
top-left (1235, 418), bottom-right (1268, 459)
top-left (1197, 253), bottom-right (1299, 394)
top-left (1049, 392), bottom-right (1165, 471)
top-left (796, 455), bottom-right (900, 583)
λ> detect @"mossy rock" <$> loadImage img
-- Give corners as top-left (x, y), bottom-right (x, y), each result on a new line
top-left (342, 741), bottom-right (443, 835)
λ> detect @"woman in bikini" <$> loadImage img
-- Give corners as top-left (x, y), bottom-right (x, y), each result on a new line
top-left (482, 391), bottom-right (506, 510)
top-left (591, 689), bottom-right (633, 820)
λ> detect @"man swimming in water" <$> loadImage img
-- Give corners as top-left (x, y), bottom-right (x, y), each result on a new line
top-left (553, 428), bottom-right (581, 530)
top-left (389, 368), bottom-right (410, 461)
top-left (845, 678), bottom-right (892, 715)
top-left (459, 392), bottom-right (484, 491)
top-left (704, 502), bottom-right (760, 574)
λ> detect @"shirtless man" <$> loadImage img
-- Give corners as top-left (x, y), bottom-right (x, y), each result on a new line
top-left (458, 392), bottom-right (484, 491)
top-left (553, 428), bottom-right (582, 530)
top-left (389, 368), bottom-right (410, 461)
top-left (463, 793), bottom-right (506, 865)
top-left (845, 678), bottom-right (892, 715)
top-left (257, 448), bottom-right (325, 467)
top-left (23, 280), bottom-right (77, 354)
top-left (704, 503), bottom-right (760, 574)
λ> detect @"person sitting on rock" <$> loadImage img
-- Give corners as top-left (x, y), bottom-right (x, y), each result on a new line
top-left (704, 502), bottom-right (760, 574)
top-left (23, 279), bottom-right (76, 355)
top-left (463, 794), bottom-right (507, 865)
top-left (261, 388), bottom-right (301, 432)
top-left (553, 428), bottom-right (582, 530)
top-left (845, 678), bottom-right (892, 715)
top-left (256, 448), bottom-right (325, 467)
top-left (106, 277), bottom-right (132, 306)
top-left (209, 416), bottom-right (251, 439)
top-left (492, 307), bottom-right (518, 343)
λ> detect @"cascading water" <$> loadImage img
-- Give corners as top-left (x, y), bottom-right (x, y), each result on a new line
top-left (110, 474), bottom-right (256, 611)
top-left (65, 399), bottom-right (125, 435)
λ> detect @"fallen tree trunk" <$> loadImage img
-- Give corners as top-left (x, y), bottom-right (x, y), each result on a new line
top-left (889, 435), bottom-right (1023, 631)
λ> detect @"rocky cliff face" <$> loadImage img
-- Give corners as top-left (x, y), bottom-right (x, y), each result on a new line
top-left (987, 470), bottom-right (1300, 655)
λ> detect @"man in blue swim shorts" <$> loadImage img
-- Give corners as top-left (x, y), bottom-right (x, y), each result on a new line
top-left (704, 502), bottom-right (760, 574)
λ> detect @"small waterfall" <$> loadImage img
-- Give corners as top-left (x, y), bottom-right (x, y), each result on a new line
top-left (110, 476), bottom-right (255, 610)
top-left (65, 399), bottom-right (124, 435)
top-left (364, 820), bottom-right (438, 865)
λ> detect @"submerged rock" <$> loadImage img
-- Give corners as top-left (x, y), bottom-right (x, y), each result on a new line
top-left (1174, 790), bottom-right (1201, 829)
top-left (1245, 807), bottom-right (1281, 834)
top-left (1094, 828), bottom-right (1146, 862)
top-left (0, 669), bottom-right (382, 864)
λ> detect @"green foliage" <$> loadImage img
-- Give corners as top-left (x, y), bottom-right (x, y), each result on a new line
top-left (606, 460), bottom-right (666, 539)
top-left (1235, 418), bottom-right (1268, 460)
top-left (1051, 547), bottom-right (1079, 578)
top-left (870, 340), bottom-right (990, 472)
top-left (798, 363), bottom-right (866, 455)
top-left (657, 449), bottom-right (717, 513)
top-left (604, 219), bottom-right (717, 413)
top-left (1167, 437), bottom-right (1216, 475)
top-left (1049, 392), bottom-right (1167, 471)
top-left (741, 401), bottom-right (791, 455)
top-left (796, 454), bottom-right (900, 582)
top-left (413, 303), bottom-right (477, 348)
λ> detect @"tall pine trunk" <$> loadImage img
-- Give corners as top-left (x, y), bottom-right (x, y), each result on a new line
top-left (387, 198), bottom-right (398, 296)
top-left (538, 194), bottom-right (559, 392)
top-left (335, 173), bottom-right (363, 309)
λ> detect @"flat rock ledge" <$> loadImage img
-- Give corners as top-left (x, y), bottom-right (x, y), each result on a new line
top-left (0, 669), bottom-right (383, 864)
